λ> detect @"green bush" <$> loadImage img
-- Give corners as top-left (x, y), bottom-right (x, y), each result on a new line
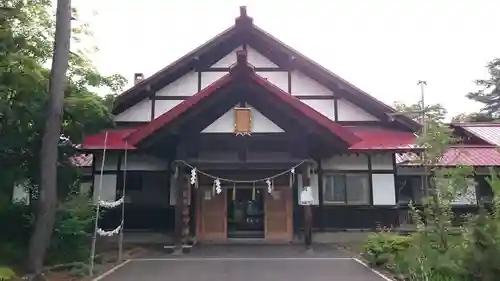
top-left (47, 195), bottom-right (96, 264)
top-left (0, 198), bottom-right (33, 265)
top-left (362, 232), bottom-right (412, 267)
top-left (0, 194), bottom-right (97, 266)
top-left (0, 267), bottom-right (17, 281)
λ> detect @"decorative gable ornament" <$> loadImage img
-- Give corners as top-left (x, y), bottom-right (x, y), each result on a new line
top-left (234, 107), bottom-right (252, 136)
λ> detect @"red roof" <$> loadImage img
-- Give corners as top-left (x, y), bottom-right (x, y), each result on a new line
top-left (81, 126), bottom-right (418, 153)
top-left (347, 127), bottom-right (419, 151)
top-left (126, 50), bottom-right (361, 146)
top-left (440, 145), bottom-right (500, 166)
top-left (80, 128), bottom-right (137, 150)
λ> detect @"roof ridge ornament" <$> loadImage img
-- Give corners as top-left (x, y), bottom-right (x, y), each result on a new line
top-left (229, 49), bottom-right (255, 76)
top-left (235, 6), bottom-right (253, 27)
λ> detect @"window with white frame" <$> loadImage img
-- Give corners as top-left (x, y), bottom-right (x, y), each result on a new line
top-left (323, 174), bottom-right (370, 205)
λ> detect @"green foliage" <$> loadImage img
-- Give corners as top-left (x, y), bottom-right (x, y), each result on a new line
top-left (0, 0), bottom-right (126, 197)
top-left (393, 101), bottom-right (448, 124)
top-left (362, 119), bottom-right (478, 281)
top-left (0, 195), bottom-right (97, 265)
top-left (0, 199), bottom-right (33, 265)
top-left (362, 232), bottom-right (412, 267)
top-left (47, 195), bottom-right (96, 264)
top-left (466, 58), bottom-right (500, 119)
top-left (0, 1), bottom-right (125, 270)
top-left (0, 267), bottom-right (17, 281)
top-left (451, 112), bottom-right (494, 123)
top-left (459, 168), bottom-right (500, 281)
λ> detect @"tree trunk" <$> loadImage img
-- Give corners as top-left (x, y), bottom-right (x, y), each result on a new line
top-left (28, 0), bottom-right (71, 277)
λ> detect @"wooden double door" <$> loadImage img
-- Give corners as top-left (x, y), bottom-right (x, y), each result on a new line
top-left (195, 185), bottom-right (293, 243)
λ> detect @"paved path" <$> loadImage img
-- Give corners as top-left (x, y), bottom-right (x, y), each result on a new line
top-left (96, 245), bottom-right (389, 281)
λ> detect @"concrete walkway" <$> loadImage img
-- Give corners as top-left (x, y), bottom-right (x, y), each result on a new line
top-left (95, 245), bottom-right (391, 281)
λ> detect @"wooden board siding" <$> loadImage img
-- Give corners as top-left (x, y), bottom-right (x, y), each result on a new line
top-left (265, 186), bottom-right (293, 242)
top-left (196, 187), bottom-right (227, 243)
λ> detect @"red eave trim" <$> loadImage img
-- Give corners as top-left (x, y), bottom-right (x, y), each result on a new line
top-left (126, 74), bottom-right (233, 145)
top-left (250, 74), bottom-right (360, 145)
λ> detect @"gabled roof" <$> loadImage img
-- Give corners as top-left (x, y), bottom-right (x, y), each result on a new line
top-left (112, 6), bottom-right (420, 132)
top-left (451, 122), bottom-right (500, 146)
top-left (126, 50), bottom-right (361, 146)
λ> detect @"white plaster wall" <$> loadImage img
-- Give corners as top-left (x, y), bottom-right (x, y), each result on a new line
top-left (114, 99), bottom-right (151, 122)
top-left (337, 99), bottom-right (379, 121)
top-left (201, 71), bottom-right (226, 89)
top-left (372, 174), bottom-right (396, 205)
top-left (371, 154), bottom-right (394, 170)
top-left (291, 71), bottom-right (332, 96)
top-left (202, 105), bottom-right (284, 133)
top-left (301, 99), bottom-right (335, 120)
top-left (94, 153), bottom-right (169, 171)
top-left (93, 174), bottom-right (117, 203)
top-left (154, 100), bottom-right (182, 118)
top-left (256, 71), bottom-right (288, 91)
top-left (322, 154), bottom-right (369, 170)
top-left (156, 71), bottom-right (198, 96)
top-left (212, 46), bottom-right (278, 68)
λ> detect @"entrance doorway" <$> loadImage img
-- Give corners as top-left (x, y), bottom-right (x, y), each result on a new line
top-left (227, 186), bottom-right (265, 238)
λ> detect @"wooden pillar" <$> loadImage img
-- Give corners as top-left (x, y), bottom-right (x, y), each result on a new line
top-left (182, 179), bottom-right (190, 244)
top-left (302, 164), bottom-right (312, 248)
top-left (174, 165), bottom-right (184, 251)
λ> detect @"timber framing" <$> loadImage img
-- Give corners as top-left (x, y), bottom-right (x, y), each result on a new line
top-left (125, 51), bottom-right (361, 148)
top-left (111, 6), bottom-right (420, 132)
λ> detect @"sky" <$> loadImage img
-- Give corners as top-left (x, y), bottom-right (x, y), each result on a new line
top-left (72, 0), bottom-right (500, 119)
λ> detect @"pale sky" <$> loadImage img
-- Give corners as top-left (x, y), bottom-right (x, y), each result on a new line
top-left (72, 0), bottom-right (500, 119)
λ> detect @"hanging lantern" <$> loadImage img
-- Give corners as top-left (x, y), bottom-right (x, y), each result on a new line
top-left (234, 107), bottom-right (252, 136)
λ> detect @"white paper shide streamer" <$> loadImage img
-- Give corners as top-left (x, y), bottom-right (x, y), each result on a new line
top-left (98, 197), bottom-right (124, 208)
top-left (190, 168), bottom-right (197, 185)
top-left (97, 225), bottom-right (122, 237)
top-left (214, 178), bottom-right (222, 194)
top-left (266, 179), bottom-right (273, 194)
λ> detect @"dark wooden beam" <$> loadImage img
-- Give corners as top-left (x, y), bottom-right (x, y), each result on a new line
top-left (174, 165), bottom-right (185, 252)
top-left (302, 164), bottom-right (313, 248)
top-left (317, 158), bottom-right (324, 231)
top-left (367, 154), bottom-right (374, 205)
top-left (333, 99), bottom-right (339, 122)
top-left (176, 160), bottom-right (310, 171)
top-left (201, 67), bottom-right (286, 72)
top-left (90, 153), bottom-right (96, 199)
top-left (296, 95), bottom-right (337, 100)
